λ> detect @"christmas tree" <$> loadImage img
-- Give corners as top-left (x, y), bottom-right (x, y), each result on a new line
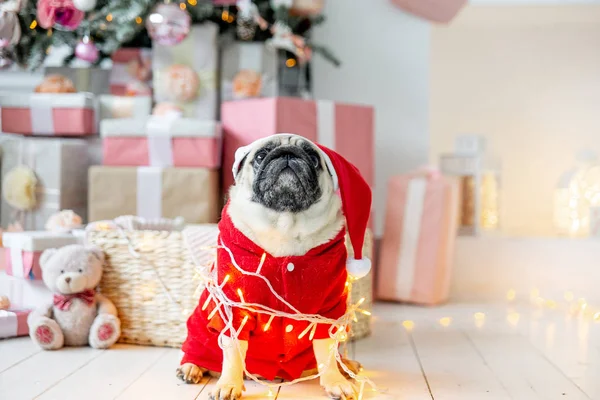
top-left (0, 0), bottom-right (338, 71)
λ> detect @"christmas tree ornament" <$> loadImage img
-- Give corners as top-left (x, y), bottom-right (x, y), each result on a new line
top-left (37, 0), bottom-right (85, 30)
top-left (236, 16), bottom-right (256, 40)
top-left (35, 74), bottom-right (76, 93)
top-left (146, 2), bottom-right (191, 46)
top-left (74, 35), bottom-right (99, 63)
top-left (158, 64), bottom-right (200, 102)
top-left (0, 9), bottom-right (21, 48)
top-left (290, 0), bottom-right (324, 16)
top-left (72, 0), bottom-right (96, 12)
top-left (232, 69), bottom-right (262, 98)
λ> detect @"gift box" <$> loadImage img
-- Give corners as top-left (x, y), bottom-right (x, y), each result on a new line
top-left (110, 48), bottom-right (153, 96)
top-left (0, 273), bottom-right (52, 309)
top-left (98, 95), bottom-right (152, 120)
top-left (221, 97), bottom-right (374, 192)
top-left (0, 309), bottom-right (30, 339)
top-left (152, 23), bottom-right (218, 120)
top-left (0, 93), bottom-right (96, 136)
top-left (101, 117), bottom-right (221, 168)
top-left (377, 171), bottom-right (460, 305)
top-left (2, 231), bottom-right (79, 280)
top-left (0, 137), bottom-right (89, 230)
top-left (390, 0), bottom-right (467, 24)
top-left (45, 67), bottom-right (111, 95)
top-left (88, 167), bottom-right (220, 224)
top-left (221, 41), bottom-right (311, 101)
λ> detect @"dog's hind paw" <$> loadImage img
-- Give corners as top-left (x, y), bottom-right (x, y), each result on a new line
top-left (176, 363), bottom-right (205, 384)
top-left (209, 375), bottom-right (245, 400)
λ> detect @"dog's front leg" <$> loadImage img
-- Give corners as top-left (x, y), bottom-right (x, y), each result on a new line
top-left (313, 338), bottom-right (356, 400)
top-left (210, 336), bottom-right (247, 400)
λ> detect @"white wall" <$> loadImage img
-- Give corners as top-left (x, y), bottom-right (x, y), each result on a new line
top-left (312, 0), bottom-right (431, 236)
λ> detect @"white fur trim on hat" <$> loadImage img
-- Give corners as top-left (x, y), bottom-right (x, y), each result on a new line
top-left (346, 257), bottom-right (371, 279)
top-left (231, 134), bottom-right (339, 190)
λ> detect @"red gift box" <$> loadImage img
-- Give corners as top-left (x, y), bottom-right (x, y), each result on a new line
top-left (0, 309), bottom-right (30, 339)
top-left (221, 97), bottom-right (374, 193)
top-left (0, 93), bottom-right (96, 136)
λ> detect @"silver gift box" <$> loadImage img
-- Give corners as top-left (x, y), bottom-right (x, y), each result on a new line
top-left (0, 136), bottom-right (89, 229)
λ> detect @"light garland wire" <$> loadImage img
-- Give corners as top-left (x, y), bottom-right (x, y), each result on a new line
top-left (187, 238), bottom-right (379, 398)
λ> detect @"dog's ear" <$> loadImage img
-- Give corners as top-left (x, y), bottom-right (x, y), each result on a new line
top-left (234, 154), bottom-right (248, 181)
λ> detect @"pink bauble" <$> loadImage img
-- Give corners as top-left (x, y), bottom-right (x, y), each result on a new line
top-left (75, 37), bottom-right (99, 63)
top-left (146, 3), bottom-right (191, 46)
top-left (290, 0), bottom-right (324, 16)
top-left (159, 64), bottom-right (200, 102)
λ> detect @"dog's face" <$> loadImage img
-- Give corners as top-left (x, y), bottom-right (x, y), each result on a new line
top-left (234, 135), bottom-right (333, 213)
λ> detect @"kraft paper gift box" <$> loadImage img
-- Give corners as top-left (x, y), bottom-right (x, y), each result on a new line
top-left (390, 0), bottom-right (467, 23)
top-left (221, 97), bottom-right (374, 192)
top-left (2, 231), bottom-right (78, 280)
top-left (0, 137), bottom-right (89, 230)
top-left (110, 48), bottom-right (153, 96)
top-left (0, 309), bottom-right (30, 339)
top-left (98, 95), bottom-right (152, 120)
top-left (152, 23), bottom-right (218, 120)
top-left (0, 93), bottom-right (96, 136)
top-left (101, 117), bottom-right (221, 168)
top-left (0, 273), bottom-right (51, 310)
top-left (377, 171), bottom-right (460, 305)
top-left (221, 41), bottom-right (311, 101)
top-left (88, 167), bottom-right (220, 224)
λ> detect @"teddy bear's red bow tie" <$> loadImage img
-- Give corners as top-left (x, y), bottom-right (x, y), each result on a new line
top-left (53, 289), bottom-right (95, 311)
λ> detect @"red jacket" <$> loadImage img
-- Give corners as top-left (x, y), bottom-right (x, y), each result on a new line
top-left (181, 205), bottom-right (349, 381)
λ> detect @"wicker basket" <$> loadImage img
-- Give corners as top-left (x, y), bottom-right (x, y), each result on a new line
top-left (88, 217), bottom-right (218, 348)
top-left (346, 229), bottom-right (373, 341)
top-left (89, 217), bottom-right (373, 348)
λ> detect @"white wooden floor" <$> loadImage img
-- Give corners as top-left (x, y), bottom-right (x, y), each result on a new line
top-left (1, 301), bottom-right (599, 400)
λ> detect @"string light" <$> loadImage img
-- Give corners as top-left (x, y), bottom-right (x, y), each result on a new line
top-left (286, 58), bottom-right (297, 68)
top-left (106, 14), bottom-right (113, 21)
top-left (564, 291), bottom-right (575, 302)
top-left (237, 289), bottom-right (245, 303)
top-left (507, 312), bottom-right (520, 327)
top-left (402, 320), bottom-right (415, 331)
top-left (263, 315), bottom-right (274, 332)
top-left (222, 10), bottom-right (230, 21)
top-left (506, 289), bottom-right (516, 301)
top-left (202, 295), bottom-right (213, 311)
top-left (29, 20), bottom-right (37, 29)
top-left (135, 16), bottom-right (142, 24)
top-left (188, 0), bottom-right (197, 4)
top-left (439, 317), bottom-right (452, 327)
top-left (594, 312), bottom-right (600, 322)
top-left (180, 3), bottom-right (186, 10)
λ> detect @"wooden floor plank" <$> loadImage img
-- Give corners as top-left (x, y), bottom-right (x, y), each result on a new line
top-left (116, 349), bottom-right (208, 400)
top-left (0, 337), bottom-right (40, 373)
top-left (0, 346), bottom-right (104, 400)
top-left (35, 344), bottom-right (166, 400)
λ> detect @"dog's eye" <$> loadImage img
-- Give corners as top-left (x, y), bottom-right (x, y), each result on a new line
top-left (254, 150), bottom-right (268, 165)
top-left (310, 154), bottom-right (320, 167)
top-left (60, 270), bottom-right (64, 274)
top-left (78, 269), bottom-right (83, 273)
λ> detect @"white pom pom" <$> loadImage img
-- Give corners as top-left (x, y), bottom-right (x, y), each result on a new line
top-left (346, 257), bottom-right (371, 280)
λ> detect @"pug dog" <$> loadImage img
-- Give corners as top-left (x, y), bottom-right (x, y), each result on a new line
top-left (177, 134), bottom-right (370, 400)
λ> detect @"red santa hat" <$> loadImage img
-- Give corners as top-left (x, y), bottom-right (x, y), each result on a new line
top-left (232, 134), bottom-right (372, 279)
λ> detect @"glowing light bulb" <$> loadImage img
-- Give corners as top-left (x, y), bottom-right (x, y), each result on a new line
top-left (357, 297), bottom-right (365, 307)
top-left (402, 320), bottom-right (415, 331)
top-left (266, 389), bottom-right (275, 397)
top-left (201, 295), bottom-right (212, 311)
top-left (530, 288), bottom-right (540, 301)
top-left (264, 315), bottom-right (274, 332)
top-left (360, 310), bottom-right (372, 316)
top-left (439, 317), bottom-right (452, 327)
top-left (545, 300), bottom-right (557, 309)
top-left (237, 289), bottom-right (245, 303)
top-left (507, 312), bottom-right (520, 327)
top-left (285, 324), bottom-right (294, 333)
top-left (564, 291), bottom-right (575, 302)
top-left (593, 312), bottom-right (600, 322)
top-left (506, 289), bottom-right (516, 301)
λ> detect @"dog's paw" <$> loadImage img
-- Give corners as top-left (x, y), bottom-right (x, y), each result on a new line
top-left (176, 363), bottom-right (205, 384)
top-left (209, 375), bottom-right (245, 400)
top-left (321, 373), bottom-right (356, 400)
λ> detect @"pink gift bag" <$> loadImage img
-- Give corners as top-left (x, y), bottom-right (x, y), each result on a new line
top-left (101, 117), bottom-right (222, 168)
top-left (390, 0), bottom-right (467, 24)
top-left (2, 231), bottom-right (79, 281)
top-left (221, 97), bottom-right (374, 192)
top-left (0, 309), bottom-right (30, 339)
top-left (0, 93), bottom-right (96, 136)
top-left (377, 171), bottom-right (460, 305)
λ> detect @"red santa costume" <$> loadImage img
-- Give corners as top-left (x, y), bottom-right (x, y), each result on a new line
top-left (181, 137), bottom-right (372, 382)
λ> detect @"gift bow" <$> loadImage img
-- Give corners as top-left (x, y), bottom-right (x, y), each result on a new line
top-left (53, 289), bottom-right (95, 311)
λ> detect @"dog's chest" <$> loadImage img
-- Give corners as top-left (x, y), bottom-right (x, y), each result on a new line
top-left (53, 299), bottom-right (97, 346)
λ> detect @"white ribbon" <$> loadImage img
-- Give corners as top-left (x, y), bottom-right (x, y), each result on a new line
top-left (0, 310), bottom-right (18, 339)
top-left (136, 167), bottom-right (163, 219)
top-left (316, 100), bottom-right (335, 149)
top-left (30, 95), bottom-right (54, 135)
top-left (9, 247), bottom-right (25, 278)
top-left (395, 178), bottom-right (427, 299)
top-left (146, 115), bottom-right (177, 167)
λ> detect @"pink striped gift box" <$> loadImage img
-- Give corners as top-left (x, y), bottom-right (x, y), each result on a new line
top-left (3, 231), bottom-right (79, 281)
top-left (221, 97), bottom-right (374, 193)
top-left (377, 171), bottom-right (460, 305)
top-left (101, 117), bottom-right (222, 168)
top-left (0, 309), bottom-right (30, 339)
top-left (0, 93), bottom-right (96, 136)
top-left (390, 0), bottom-right (467, 24)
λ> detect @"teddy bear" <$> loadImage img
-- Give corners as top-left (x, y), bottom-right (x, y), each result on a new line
top-left (28, 244), bottom-right (121, 350)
